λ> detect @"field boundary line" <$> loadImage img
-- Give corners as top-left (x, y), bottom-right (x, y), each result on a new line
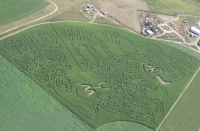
top-left (0, 20), bottom-right (128, 40)
top-left (0, 20), bottom-right (200, 54)
top-left (156, 67), bottom-right (200, 131)
top-left (0, 0), bottom-right (57, 35)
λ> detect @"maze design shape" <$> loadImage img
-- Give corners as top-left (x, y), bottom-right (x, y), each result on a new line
top-left (0, 22), bottom-right (199, 129)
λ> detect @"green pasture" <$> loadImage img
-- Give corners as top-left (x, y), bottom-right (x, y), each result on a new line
top-left (0, 0), bottom-right (48, 26)
top-left (0, 55), bottom-right (92, 131)
top-left (158, 68), bottom-right (200, 131)
top-left (95, 121), bottom-right (154, 131)
top-left (145, 0), bottom-right (200, 16)
top-left (0, 21), bottom-right (200, 130)
top-left (181, 16), bottom-right (200, 28)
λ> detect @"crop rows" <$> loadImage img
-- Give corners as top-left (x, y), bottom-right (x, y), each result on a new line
top-left (0, 22), bottom-right (199, 129)
top-left (158, 68), bottom-right (200, 131)
top-left (0, 0), bottom-right (48, 26)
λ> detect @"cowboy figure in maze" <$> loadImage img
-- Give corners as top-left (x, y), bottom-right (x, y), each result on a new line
top-left (61, 31), bottom-right (170, 124)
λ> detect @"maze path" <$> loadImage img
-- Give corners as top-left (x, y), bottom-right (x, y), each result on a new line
top-left (0, 22), bottom-right (199, 129)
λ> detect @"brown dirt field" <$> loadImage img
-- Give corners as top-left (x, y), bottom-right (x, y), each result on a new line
top-left (50, 0), bottom-right (89, 21)
top-left (155, 14), bottom-right (176, 23)
top-left (50, 10), bottom-right (88, 22)
top-left (168, 19), bottom-right (186, 39)
top-left (157, 33), bottom-right (183, 42)
top-left (98, 0), bottom-right (149, 33)
top-left (94, 15), bottom-right (122, 27)
top-left (139, 11), bottom-right (176, 24)
top-left (138, 11), bottom-right (176, 33)
top-left (0, 0), bottom-right (155, 36)
top-left (156, 76), bottom-right (170, 85)
top-left (162, 25), bottom-right (171, 31)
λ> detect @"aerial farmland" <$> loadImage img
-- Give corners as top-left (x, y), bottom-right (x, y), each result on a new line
top-left (1, 0), bottom-right (200, 131)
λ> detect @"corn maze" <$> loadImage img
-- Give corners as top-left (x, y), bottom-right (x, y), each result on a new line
top-left (0, 22), bottom-right (199, 129)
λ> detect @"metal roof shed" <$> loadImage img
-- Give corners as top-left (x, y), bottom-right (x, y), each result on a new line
top-left (189, 26), bottom-right (200, 35)
top-left (145, 29), bottom-right (154, 36)
top-left (197, 40), bottom-right (200, 47)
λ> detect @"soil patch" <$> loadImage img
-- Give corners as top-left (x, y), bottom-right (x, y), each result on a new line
top-left (156, 76), bottom-right (170, 85)
top-left (82, 84), bottom-right (95, 96)
top-left (81, 82), bottom-right (105, 96)
top-left (167, 19), bottom-right (186, 40)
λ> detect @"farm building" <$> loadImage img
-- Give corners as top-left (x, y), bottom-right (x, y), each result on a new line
top-left (197, 40), bottom-right (200, 47)
top-left (149, 25), bottom-right (158, 33)
top-left (189, 26), bottom-right (200, 35)
top-left (145, 29), bottom-right (154, 36)
top-left (87, 4), bottom-right (93, 8)
top-left (84, 8), bottom-right (89, 11)
top-left (92, 8), bottom-right (98, 13)
top-left (103, 12), bottom-right (108, 15)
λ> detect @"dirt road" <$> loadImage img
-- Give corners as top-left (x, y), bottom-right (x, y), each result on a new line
top-left (155, 15), bottom-right (200, 52)
top-left (0, 0), bottom-right (57, 36)
top-left (0, 0), bottom-right (200, 54)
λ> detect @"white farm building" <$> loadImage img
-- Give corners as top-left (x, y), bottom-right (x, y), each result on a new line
top-left (145, 29), bottom-right (154, 36)
top-left (189, 26), bottom-right (200, 35)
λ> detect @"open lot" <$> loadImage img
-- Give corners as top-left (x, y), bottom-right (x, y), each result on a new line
top-left (0, 55), bottom-right (92, 131)
top-left (0, 21), bottom-right (200, 129)
top-left (0, 0), bottom-right (48, 26)
top-left (99, 0), bottom-right (149, 33)
top-left (48, 0), bottom-right (88, 22)
top-left (180, 16), bottom-right (200, 43)
top-left (157, 68), bottom-right (200, 131)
